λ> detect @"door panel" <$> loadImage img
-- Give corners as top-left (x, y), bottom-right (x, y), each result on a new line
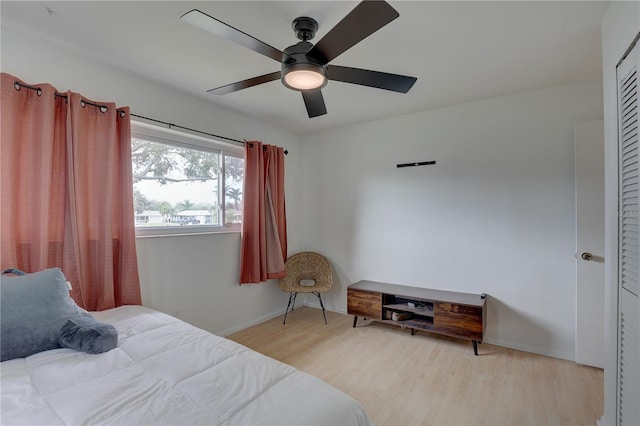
top-left (575, 120), bottom-right (605, 368)
top-left (617, 38), bottom-right (640, 426)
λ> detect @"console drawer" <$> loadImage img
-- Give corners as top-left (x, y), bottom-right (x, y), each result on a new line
top-left (434, 303), bottom-right (483, 340)
top-left (347, 289), bottom-right (382, 320)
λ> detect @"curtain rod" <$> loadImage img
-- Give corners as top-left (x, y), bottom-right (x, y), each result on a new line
top-left (13, 81), bottom-right (288, 154)
top-left (129, 114), bottom-right (288, 155)
top-left (130, 113), bottom-right (243, 144)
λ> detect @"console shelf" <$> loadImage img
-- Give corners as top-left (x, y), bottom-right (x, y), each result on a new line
top-left (383, 303), bottom-right (434, 316)
top-left (347, 280), bottom-right (487, 355)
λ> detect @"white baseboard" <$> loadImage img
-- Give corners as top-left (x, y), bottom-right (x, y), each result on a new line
top-left (218, 302), bottom-right (335, 337)
top-left (303, 301), bottom-right (575, 361)
top-left (303, 300), bottom-right (346, 314)
top-left (230, 302), bottom-right (576, 362)
top-left (481, 337), bottom-right (574, 362)
top-left (217, 309), bottom-right (285, 337)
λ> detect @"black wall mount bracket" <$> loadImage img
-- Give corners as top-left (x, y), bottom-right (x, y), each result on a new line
top-left (396, 161), bottom-right (436, 168)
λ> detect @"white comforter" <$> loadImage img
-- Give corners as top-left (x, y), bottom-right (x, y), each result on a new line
top-left (1, 306), bottom-right (371, 426)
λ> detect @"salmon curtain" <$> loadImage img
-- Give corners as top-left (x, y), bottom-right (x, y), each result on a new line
top-left (240, 141), bottom-right (287, 284)
top-left (0, 73), bottom-right (141, 310)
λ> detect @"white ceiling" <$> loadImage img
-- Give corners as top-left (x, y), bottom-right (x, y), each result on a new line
top-left (1, 1), bottom-right (608, 134)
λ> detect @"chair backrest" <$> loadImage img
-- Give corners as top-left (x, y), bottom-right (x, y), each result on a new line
top-left (279, 252), bottom-right (332, 293)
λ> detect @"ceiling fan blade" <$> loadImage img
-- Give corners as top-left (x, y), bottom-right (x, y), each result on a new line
top-left (302, 90), bottom-right (327, 118)
top-left (306, 1), bottom-right (399, 65)
top-left (181, 9), bottom-right (285, 63)
top-left (329, 65), bottom-right (417, 93)
top-left (207, 71), bottom-right (282, 95)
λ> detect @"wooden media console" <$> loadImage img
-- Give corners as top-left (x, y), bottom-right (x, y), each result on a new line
top-left (347, 280), bottom-right (487, 355)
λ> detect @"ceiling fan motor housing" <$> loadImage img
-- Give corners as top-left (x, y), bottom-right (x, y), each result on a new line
top-left (281, 41), bottom-right (328, 91)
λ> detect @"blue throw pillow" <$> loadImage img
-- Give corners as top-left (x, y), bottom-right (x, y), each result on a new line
top-left (1, 268), bottom-right (82, 361)
top-left (58, 311), bottom-right (118, 354)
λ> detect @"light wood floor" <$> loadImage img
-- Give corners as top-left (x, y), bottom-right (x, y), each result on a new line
top-left (228, 306), bottom-right (603, 426)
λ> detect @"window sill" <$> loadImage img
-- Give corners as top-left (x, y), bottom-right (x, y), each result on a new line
top-left (135, 224), bottom-right (241, 239)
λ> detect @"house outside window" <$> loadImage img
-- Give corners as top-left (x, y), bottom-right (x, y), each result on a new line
top-left (131, 122), bottom-right (244, 236)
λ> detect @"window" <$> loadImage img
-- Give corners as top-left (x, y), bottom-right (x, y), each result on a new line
top-left (131, 122), bottom-right (244, 235)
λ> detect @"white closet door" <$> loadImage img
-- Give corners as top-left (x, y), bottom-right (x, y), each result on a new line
top-left (617, 37), bottom-right (640, 426)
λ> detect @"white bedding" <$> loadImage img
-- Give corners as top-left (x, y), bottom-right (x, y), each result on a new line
top-left (1, 306), bottom-right (371, 426)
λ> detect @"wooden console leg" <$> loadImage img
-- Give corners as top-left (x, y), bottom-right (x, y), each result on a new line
top-left (352, 316), bottom-right (358, 328)
top-left (472, 340), bottom-right (478, 356)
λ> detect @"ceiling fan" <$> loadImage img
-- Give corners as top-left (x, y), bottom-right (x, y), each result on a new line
top-left (180, 0), bottom-right (417, 118)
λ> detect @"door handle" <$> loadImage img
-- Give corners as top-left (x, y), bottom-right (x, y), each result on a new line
top-left (581, 252), bottom-right (593, 261)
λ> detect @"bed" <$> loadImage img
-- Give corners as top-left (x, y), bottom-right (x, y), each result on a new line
top-left (1, 305), bottom-right (371, 425)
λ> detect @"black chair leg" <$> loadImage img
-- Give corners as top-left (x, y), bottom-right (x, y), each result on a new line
top-left (314, 292), bottom-right (327, 325)
top-left (283, 292), bottom-right (297, 324)
top-left (282, 292), bottom-right (298, 324)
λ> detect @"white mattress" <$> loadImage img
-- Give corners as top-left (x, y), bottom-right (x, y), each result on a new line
top-left (1, 305), bottom-right (371, 426)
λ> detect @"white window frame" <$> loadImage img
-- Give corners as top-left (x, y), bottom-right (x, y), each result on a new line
top-left (132, 121), bottom-right (244, 237)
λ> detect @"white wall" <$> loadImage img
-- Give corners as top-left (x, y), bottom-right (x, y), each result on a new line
top-left (301, 81), bottom-right (603, 360)
top-left (601, 2), bottom-right (639, 425)
top-left (0, 14), bottom-right (613, 361)
top-left (1, 24), bottom-right (304, 336)
top-left (135, 233), bottom-right (290, 336)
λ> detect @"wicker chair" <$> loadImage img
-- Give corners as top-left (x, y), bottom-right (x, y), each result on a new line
top-left (280, 252), bottom-right (333, 324)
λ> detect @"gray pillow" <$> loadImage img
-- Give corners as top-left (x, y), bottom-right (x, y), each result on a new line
top-left (1, 268), bottom-right (81, 361)
top-left (59, 312), bottom-right (118, 354)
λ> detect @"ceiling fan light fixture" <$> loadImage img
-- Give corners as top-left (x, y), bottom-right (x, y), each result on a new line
top-left (282, 63), bottom-right (327, 91)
